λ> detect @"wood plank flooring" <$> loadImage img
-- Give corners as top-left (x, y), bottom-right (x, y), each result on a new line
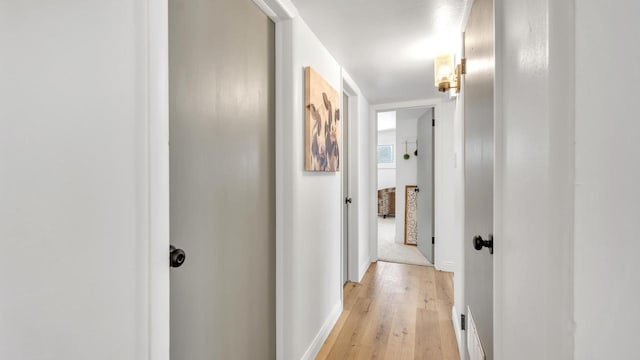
top-left (317, 261), bottom-right (460, 360)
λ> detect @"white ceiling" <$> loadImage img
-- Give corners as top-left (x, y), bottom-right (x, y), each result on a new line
top-left (291, 0), bottom-right (468, 104)
top-left (377, 107), bottom-right (430, 131)
top-left (377, 111), bottom-right (396, 131)
top-left (396, 107), bottom-right (430, 122)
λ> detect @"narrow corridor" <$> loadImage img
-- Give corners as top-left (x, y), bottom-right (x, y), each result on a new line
top-left (317, 261), bottom-right (459, 359)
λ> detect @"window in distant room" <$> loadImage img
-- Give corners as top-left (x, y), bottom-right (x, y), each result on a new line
top-left (377, 145), bottom-right (394, 164)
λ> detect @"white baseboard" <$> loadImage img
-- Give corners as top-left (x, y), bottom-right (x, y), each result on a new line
top-left (300, 300), bottom-right (342, 360)
top-left (466, 307), bottom-right (485, 360)
top-left (358, 258), bottom-right (372, 282)
top-left (436, 260), bottom-right (456, 273)
top-left (452, 305), bottom-right (464, 357)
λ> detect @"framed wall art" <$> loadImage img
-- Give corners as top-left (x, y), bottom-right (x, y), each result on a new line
top-left (305, 66), bottom-right (340, 172)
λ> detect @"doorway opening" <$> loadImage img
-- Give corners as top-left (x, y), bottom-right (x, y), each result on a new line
top-left (376, 107), bottom-right (434, 266)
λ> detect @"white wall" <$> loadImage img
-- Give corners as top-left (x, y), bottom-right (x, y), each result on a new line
top-left (395, 116), bottom-right (418, 244)
top-left (277, 17), bottom-right (341, 360)
top-left (277, 14), bottom-right (371, 359)
top-left (494, 0), bottom-right (575, 358)
top-left (377, 129), bottom-right (396, 190)
top-left (574, 1), bottom-right (640, 358)
top-left (0, 1), bottom-right (168, 359)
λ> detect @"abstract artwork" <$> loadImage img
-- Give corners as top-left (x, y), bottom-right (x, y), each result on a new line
top-left (305, 66), bottom-right (340, 172)
top-left (405, 185), bottom-right (418, 245)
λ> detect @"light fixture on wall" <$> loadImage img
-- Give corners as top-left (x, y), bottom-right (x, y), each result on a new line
top-left (434, 53), bottom-right (466, 93)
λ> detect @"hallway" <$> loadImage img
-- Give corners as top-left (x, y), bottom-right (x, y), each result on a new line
top-left (317, 261), bottom-right (459, 359)
top-left (377, 217), bottom-right (431, 266)
top-left (2, 0), bottom-right (638, 359)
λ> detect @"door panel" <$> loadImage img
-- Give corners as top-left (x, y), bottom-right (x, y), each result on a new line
top-left (416, 109), bottom-right (434, 263)
top-left (464, 0), bottom-right (495, 357)
top-left (342, 93), bottom-right (349, 284)
top-left (169, 0), bottom-right (275, 358)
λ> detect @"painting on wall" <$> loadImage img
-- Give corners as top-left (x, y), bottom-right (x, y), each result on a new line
top-left (405, 185), bottom-right (418, 245)
top-left (305, 66), bottom-right (340, 172)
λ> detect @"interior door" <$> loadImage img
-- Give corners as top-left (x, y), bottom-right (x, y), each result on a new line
top-left (342, 93), bottom-right (350, 284)
top-left (169, 0), bottom-right (276, 358)
top-left (464, 0), bottom-right (495, 358)
top-left (0, 3), bottom-right (159, 359)
top-left (416, 109), bottom-right (434, 263)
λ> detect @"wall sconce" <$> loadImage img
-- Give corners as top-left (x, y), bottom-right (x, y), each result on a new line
top-left (434, 54), bottom-right (466, 93)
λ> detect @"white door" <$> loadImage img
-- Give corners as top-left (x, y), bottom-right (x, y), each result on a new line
top-left (416, 109), bottom-right (434, 263)
top-left (168, 0), bottom-right (276, 358)
top-left (0, 2), bottom-right (166, 359)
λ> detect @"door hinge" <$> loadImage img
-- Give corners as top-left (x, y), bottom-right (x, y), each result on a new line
top-left (432, 118), bottom-right (435, 127)
top-left (461, 314), bottom-right (466, 331)
top-left (432, 236), bottom-right (435, 245)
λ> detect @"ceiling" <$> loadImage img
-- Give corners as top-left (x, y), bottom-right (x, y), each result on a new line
top-left (377, 111), bottom-right (396, 131)
top-left (377, 107), bottom-right (430, 131)
top-left (291, 0), bottom-right (468, 104)
top-left (396, 107), bottom-right (430, 122)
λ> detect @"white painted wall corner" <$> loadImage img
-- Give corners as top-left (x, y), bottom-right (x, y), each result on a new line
top-left (437, 261), bottom-right (456, 273)
top-left (358, 259), bottom-right (372, 283)
top-left (299, 301), bottom-right (342, 360)
top-left (452, 305), bottom-right (464, 358)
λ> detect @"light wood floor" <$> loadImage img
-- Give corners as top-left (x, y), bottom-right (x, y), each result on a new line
top-left (317, 261), bottom-right (460, 360)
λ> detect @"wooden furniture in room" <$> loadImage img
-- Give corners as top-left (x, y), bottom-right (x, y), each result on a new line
top-left (404, 185), bottom-right (418, 245)
top-left (377, 187), bottom-right (396, 218)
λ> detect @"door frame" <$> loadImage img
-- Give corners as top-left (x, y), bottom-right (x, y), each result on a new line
top-left (341, 91), bottom-right (350, 286)
top-left (369, 99), bottom-right (442, 265)
top-left (341, 79), bottom-right (360, 286)
top-left (148, 0), bottom-right (170, 358)
top-left (147, 0), bottom-right (297, 359)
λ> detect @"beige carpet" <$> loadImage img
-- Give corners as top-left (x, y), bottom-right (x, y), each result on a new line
top-left (377, 217), bottom-right (431, 266)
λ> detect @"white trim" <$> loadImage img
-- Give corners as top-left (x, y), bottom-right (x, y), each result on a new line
top-left (452, 306), bottom-right (464, 358)
top-left (147, 0), bottom-right (170, 359)
top-left (369, 107), bottom-right (379, 262)
top-left (264, 3), bottom-right (295, 359)
top-left (274, 21), bottom-right (289, 360)
top-left (467, 307), bottom-right (486, 360)
top-left (437, 261), bottom-right (456, 273)
top-left (369, 99), bottom-right (443, 265)
top-left (300, 301), bottom-right (343, 360)
top-left (460, 0), bottom-right (476, 32)
top-left (342, 74), bottom-right (358, 97)
top-left (341, 71), bottom-right (361, 284)
top-left (251, 0), bottom-right (297, 21)
top-left (372, 98), bottom-right (444, 112)
top-left (359, 259), bottom-right (371, 282)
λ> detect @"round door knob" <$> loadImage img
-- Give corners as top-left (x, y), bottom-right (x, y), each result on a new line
top-left (473, 235), bottom-right (494, 254)
top-left (170, 245), bottom-right (186, 268)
